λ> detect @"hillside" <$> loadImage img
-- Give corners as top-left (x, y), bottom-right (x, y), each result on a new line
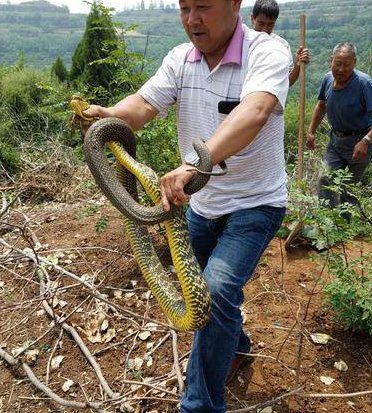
top-left (119, 0), bottom-right (372, 96)
top-left (0, 4), bottom-right (372, 412)
top-left (1, 187), bottom-right (372, 412)
top-left (0, 0), bottom-right (371, 96)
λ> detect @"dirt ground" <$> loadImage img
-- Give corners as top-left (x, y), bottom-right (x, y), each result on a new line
top-left (1, 195), bottom-right (371, 413)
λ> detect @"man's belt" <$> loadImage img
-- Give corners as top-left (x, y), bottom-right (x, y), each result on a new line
top-left (333, 129), bottom-right (369, 137)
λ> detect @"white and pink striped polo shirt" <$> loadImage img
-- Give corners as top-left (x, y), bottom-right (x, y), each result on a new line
top-left (138, 18), bottom-right (290, 219)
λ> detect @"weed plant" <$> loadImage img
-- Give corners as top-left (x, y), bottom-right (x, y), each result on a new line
top-left (285, 167), bottom-right (372, 335)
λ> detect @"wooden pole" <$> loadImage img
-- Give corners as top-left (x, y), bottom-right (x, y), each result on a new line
top-left (284, 14), bottom-right (307, 249)
top-left (297, 14), bottom-right (306, 181)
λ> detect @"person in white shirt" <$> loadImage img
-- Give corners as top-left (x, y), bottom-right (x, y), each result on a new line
top-left (81, 1), bottom-right (290, 411)
top-left (251, 0), bottom-right (310, 86)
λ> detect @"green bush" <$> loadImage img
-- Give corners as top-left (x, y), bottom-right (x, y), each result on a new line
top-left (284, 168), bottom-right (372, 335)
top-left (285, 169), bottom-right (370, 249)
top-left (0, 140), bottom-right (20, 173)
top-left (324, 254), bottom-right (372, 336)
top-left (284, 96), bottom-right (331, 166)
top-left (0, 67), bottom-right (71, 145)
top-left (51, 56), bottom-right (69, 83)
top-left (1, 67), bottom-right (46, 112)
top-left (136, 108), bottom-right (180, 175)
top-left (284, 97), bottom-right (313, 162)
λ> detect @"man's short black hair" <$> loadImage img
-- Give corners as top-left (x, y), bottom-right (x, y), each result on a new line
top-left (252, 0), bottom-right (280, 19)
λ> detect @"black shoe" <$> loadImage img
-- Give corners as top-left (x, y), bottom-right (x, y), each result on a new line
top-left (226, 354), bottom-right (253, 384)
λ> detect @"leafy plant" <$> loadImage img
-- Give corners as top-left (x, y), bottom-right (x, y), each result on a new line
top-left (324, 254), bottom-right (372, 336)
top-left (285, 167), bottom-right (372, 335)
top-left (95, 216), bottom-right (109, 233)
top-left (0, 140), bottom-right (20, 173)
top-left (136, 108), bottom-right (180, 176)
top-left (284, 168), bottom-right (370, 250)
top-left (77, 204), bottom-right (99, 219)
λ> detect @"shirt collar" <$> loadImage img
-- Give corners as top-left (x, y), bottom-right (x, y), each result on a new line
top-left (186, 16), bottom-right (244, 66)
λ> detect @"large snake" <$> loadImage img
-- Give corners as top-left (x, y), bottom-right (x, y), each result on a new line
top-left (70, 96), bottom-right (227, 331)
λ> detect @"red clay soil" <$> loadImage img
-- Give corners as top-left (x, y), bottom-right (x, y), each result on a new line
top-left (0, 199), bottom-right (371, 412)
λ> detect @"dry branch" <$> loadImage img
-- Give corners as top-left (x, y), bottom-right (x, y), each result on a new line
top-left (0, 348), bottom-right (106, 412)
top-left (0, 237), bottom-right (172, 330)
top-left (38, 269), bottom-right (120, 399)
top-left (301, 390), bottom-right (372, 398)
top-left (170, 328), bottom-right (184, 393)
top-left (45, 328), bottom-right (64, 385)
top-left (227, 387), bottom-right (302, 413)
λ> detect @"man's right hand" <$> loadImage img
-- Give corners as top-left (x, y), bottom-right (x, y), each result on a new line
top-left (80, 104), bottom-right (114, 136)
top-left (295, 47), bottom-right (310, 65)
top-left (82, 104), bottom-right (113, 120)
top-left (306, 131), bottom-right (316, 150)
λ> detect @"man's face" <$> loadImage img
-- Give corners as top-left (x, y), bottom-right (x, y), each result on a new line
top-left (179, 0), bottom-right (241, 60)
top-left (251, 13), bottom-right (276, 34)
top-left (331, 51), bottom-right (356, 84)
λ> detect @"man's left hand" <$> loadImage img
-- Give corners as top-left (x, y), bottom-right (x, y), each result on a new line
top-left (352, 139), bottom-right (369, 160)
top-left (160, 164), bottom-right (198, 212)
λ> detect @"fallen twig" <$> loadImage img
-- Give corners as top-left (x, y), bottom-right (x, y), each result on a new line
top-left (227, 386), bottom-right (302, 413)
top-left (0, 348), bottom-right (106, 412)
top-left (45, 328), bottom-right (64, 385)
top-left (38, 268), bottom-right (120, 399)
top-left (236, 351), bottom-right (295, 376)
top-left (170, 328), bottom-right (184, 393)
top-left (0, 237), bottom-right (172, 330)
top-left (301, 390), bottom-right (372, 398)
top-left (294, 254), bottom-right (328, 387)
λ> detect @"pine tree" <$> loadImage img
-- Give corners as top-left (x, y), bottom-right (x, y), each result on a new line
top-left (69, 2), bottom-right (118, 101)
top-left (70, 40), bottom-right (85, 81)
top-left (69, 2), bottom-right (147, 104)
top-left (51, 56), bottom-right (69, 83)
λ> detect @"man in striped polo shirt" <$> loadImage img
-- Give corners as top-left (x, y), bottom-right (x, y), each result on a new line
top-left (83, 0), bottom-right (290, 411)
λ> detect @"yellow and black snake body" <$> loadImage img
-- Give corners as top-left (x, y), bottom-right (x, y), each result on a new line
top-left (82, 116), bottom-right (215, 331)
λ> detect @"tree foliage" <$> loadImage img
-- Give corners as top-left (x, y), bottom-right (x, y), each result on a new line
top-left (69, 2), bottom-right (119, 102)
top-left (0, 0), bottom-right (370, 98)
top-left (69, 2), bottom-right (146, 105)
top-left (51, 56), bottom-right (69, 83)
top-left (0, 64), bottom-right (73, 173)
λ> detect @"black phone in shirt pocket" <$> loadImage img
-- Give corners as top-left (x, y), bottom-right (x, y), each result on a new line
top-left (218, 100), bottom-right (240, 114)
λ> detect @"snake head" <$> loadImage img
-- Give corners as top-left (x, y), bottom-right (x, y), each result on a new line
top-left (69, 95), bottom-right (93, 121)
top-left (69, 95), bottom-right (99, 136)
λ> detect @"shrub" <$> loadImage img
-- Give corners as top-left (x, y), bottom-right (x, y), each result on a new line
top-left (51, 56), bottom-right (69, 83)
top-left (284, 96), bottom-right (329, 165)
top-left (0, 67), bottom-right (70, 145)
top-left (136, 108), bottom-right (180, 175)
top-left (284, 168), bottom-right (372, 335)
top-left (324, 254), bottom-right (372, 336)
top-left (0, 140), bottom-right (20, 174)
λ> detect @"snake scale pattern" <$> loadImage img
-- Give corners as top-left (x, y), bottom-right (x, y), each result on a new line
top-left (82, 115), bottom-right (213, 331)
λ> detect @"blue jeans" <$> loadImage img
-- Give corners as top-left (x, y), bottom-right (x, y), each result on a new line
top-left (180, 205), bottom-right (286, 413)
top-left (319, 130), bottom-right (372, 208)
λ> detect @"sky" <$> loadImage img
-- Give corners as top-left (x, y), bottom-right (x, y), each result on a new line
top-left (2, 0), bottom-right (301, 14)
